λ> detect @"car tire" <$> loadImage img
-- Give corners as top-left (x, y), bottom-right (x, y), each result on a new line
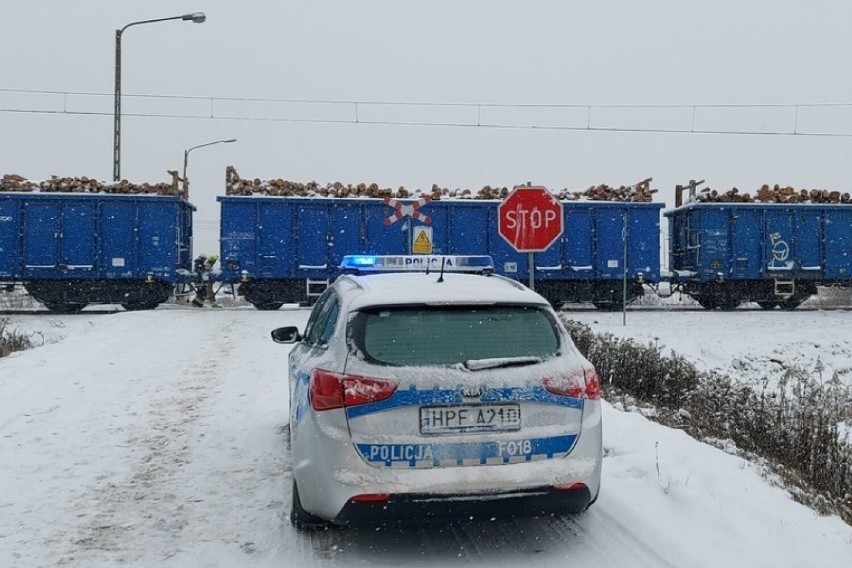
top-left (583, 485), bottom-right (600, 512)
top-left (290, 479), bottom-right (329, 531)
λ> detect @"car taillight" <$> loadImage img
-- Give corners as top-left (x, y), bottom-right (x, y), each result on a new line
top-left (311, 370), bottom-right (345, 410)
top-left (350, 493), bottom-right (390, 503)
top-left (554, 482), bottom-right (588, 492)
top-left (543, 367), bottom-right (601, 400)
top-left (310, 369), bottom-right (398, 411)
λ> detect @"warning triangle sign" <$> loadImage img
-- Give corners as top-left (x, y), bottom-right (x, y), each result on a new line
top-left (412, 227), bottom-right (433, 254)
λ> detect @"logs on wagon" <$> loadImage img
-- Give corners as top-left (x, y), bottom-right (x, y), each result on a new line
top-left (224, 166), bottom-right (657, 202)
top-left (693, 183), bottom-right (851, 204)
top-left (0, 172), bottom-right (184, 197)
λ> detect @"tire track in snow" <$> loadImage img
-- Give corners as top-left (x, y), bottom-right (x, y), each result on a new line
top-left (59, 313), bottom-right (235, 565)
top-left (284, 508), bottom-right (682, 567)
top-left (539, 511), bottom-right (680, 568)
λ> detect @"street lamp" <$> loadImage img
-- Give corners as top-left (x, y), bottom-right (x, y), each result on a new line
top-left (113, 12), bottom-right (207, 182)
top-left (183, 138), bottom-right (237, 195)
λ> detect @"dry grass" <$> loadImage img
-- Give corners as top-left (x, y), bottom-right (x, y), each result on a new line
top-left (564, 318), bottom-right (852, 526)
top-left (0, 317), bottom-right (33, 358)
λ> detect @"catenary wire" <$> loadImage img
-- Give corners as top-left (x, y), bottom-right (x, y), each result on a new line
top-left (3, 88), bottom-right (852, 137)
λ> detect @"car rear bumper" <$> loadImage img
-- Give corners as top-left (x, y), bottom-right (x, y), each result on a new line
top-left (332, 485), bottom-right (594, 526)
top-left (293, 401), bottom-right (603, 521)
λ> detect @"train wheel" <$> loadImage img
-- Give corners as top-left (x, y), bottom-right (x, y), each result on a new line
top-left (592, 283), bottom-right (626, 311)
top-left (778, 296), bottom-right (805, 310)
top-left (592, 300), bottom-right (624, 311)
top-left (717, 295), bottom-right (741, 311)
top-left (756, 301), bottom-right (780, 310)
top-left (539, 292), bottom-right (564, 310)
top-left (696, 297), bottom-right (719, 310)
top-left (121, 302), bottom-right (159, 311)
top-left (42, 302), bottom-right (87, 313)
top-left (252, 301), bottom-right (284, 311)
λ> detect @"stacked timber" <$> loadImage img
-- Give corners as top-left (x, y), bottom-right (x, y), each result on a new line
top-left (556, 178), bottom-right (656, 202)
top-left (0, 172), bottom-right (184, 197)
top-left (694, 184), bottom-right (851, 204)
top-left (225, 166), bottom-right (657, 202)
top-left (0, 174), bottom-right (39, 191)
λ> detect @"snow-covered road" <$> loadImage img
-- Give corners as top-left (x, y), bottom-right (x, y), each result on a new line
top-left (1, 308), bottom-right (850, 567)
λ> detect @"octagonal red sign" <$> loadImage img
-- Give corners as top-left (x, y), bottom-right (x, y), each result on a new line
top-left (498, 186), bottom-right (564, 252)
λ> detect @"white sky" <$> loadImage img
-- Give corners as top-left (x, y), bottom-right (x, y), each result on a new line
top-left (4, 1), bottom-right (852, 253)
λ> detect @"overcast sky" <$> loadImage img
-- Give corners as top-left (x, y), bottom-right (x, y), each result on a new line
top-left (4, 0), bottom-right (852, 253)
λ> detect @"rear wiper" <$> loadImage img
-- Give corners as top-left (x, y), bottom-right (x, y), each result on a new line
top-left (463, 356), bottom-right (543, 371)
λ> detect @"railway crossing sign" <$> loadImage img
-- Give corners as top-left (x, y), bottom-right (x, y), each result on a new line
top-left (384, 195), bottom-right (433, 255)
top-left (384, 196), bottom-right (432, 226)
top-left (498, 186), bottom-right (563, 252)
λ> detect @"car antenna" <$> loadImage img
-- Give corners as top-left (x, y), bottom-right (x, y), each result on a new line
top-left (437, 257), bottom-right (446, 283)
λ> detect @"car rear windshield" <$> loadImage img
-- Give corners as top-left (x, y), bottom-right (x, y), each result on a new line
top-left (348, 305), bottom-right (560, 366)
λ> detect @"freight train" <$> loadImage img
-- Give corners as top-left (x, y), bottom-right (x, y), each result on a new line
top-left (2, 174), bottom-right (851, 312)
top-left (217, 195), bottom-right (663, 310)
top-left (0, 191), bottom-right (194, 312)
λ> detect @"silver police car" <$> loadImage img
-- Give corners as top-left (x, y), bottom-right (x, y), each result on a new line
top-left (271, 255), bottom-right (602, 529)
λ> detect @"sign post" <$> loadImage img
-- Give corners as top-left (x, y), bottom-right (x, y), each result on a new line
top-left (498, 186), bottom-right (564, 290)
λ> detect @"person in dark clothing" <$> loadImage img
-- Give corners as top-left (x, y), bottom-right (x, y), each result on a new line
top-left (192, 254), bottom-right (219, 307)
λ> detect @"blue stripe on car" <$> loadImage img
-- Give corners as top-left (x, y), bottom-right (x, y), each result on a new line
top-left (292, 370), bottom-right (311, 422)
top-left (345, 385), bottom-right (583, 419)
top-left (355, 435), bottom-right (578, 468)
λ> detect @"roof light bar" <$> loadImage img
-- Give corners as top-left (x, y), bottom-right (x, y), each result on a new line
top-left (340, 255), bottom-right (494, 274)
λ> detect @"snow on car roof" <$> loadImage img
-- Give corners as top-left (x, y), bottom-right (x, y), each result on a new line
top-left (339, 272), bottom-right (549, 310)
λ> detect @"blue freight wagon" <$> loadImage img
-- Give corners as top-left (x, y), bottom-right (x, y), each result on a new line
top-left (666, 202), bottom-right (852, 309)
top-left (217, 195), bottom-right (663, 310)
top-left (0, 192), bottom-right (194, 312)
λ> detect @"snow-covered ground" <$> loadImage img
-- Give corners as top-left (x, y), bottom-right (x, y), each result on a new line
top-left (565, 307), bottom-right (852, 392)
top-left (1, 307), bottom-right (851, 567)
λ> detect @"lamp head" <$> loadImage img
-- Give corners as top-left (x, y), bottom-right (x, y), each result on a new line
top-left (183, 12), bottom-right (206, 23)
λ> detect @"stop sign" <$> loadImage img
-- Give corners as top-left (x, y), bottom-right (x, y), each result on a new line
top-left (498, 186), bottom-right (564, 252)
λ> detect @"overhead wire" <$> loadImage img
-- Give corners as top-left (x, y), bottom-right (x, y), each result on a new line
top-left (3, 88), bottom-right (852, 138)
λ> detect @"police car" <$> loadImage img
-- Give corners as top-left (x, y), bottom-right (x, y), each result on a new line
top-left (271, 255), bottom-right (602, 529)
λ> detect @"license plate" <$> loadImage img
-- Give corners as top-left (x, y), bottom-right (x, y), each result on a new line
top-left (420, 404), bottom-right (521, 435)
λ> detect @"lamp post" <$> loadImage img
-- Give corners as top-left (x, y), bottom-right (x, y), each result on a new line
top-left (113, 12), bottom-right (206, 182)
top-left (183, 138), bottom-right (237, 197)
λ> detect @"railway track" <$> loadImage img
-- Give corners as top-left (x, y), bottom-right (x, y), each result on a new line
top-left (0, 309), bottom-right (121, 316)
top-left (556, 304), bottom-right (852, 313)
top-left (2, 302), bottom-right (849, 316)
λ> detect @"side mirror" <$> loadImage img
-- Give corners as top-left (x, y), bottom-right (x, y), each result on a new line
top-left (271, 326), bottom-right (301, 344)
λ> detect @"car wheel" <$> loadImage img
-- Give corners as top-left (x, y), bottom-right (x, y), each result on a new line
top-left (583, 485), bottom-right (600, 511)
top-left (290, 479), bottom-right (329, 531)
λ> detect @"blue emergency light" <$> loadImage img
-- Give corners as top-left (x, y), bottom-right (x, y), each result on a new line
top-left (340, 255), bottom-right (494, 274)
top-left (348, 255), bottom-right (378, 267)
